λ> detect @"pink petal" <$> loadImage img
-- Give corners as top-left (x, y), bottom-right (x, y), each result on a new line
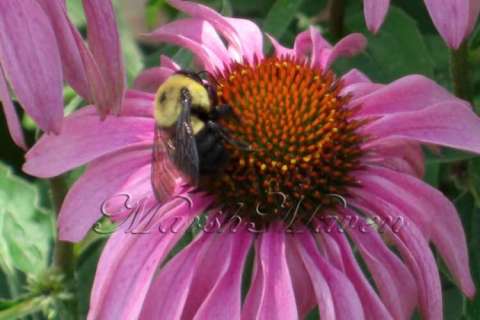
top-left (82, 0), bottom-right (125, 114)
top-left (168, 0), bottom-right (263, 64)
top-left (352, 193), bottom-right (443, 319)
top-left (88, 196), bottom-right (210, 320)
top-left (0, 67), bottom-right (26, 149)
top-left (37, 0), bottom-right (91, 100)
top-left (346, 214), bottom-right (418, 320)
top-left (0, 0), bottom-right (63, 133)
top-left (23, 112), bottom-right (154, 178)
top-left (341, 69), bottom-right (371, 86)
top-left (342, 82), bottom-right (383, 100)
top-left (352, 75), bottom-right (465, 117)
top-left (140, 232), bottom-right (214, 320)
top-left (180, 227), bottom-right (249, 319)
top-left (285, 237), bottom-right (316, 317)
top-left (286, 236), bottom-right (335, 320)
top-left (467, 0), bottom-right (480, 36)
top-left (41, 0), bottom-right (120, 117)
top-left (58, 146), bottom-right (152, 242)
top-left (367, 140), bottom-right (425, 177)
top-left (223, 16), bottom-right (264, 63)
top-left (133, 67), bottom-right (175, 93)
top-left (363, 0), bottom-right (390, 33)
top-left (145, 19), bottom-right (226, 73)
top-left (294, 27), bottom-right (331, 59)
top-left (321, 33), bottom-right (367, 70)
top-left (424, 0), bottom-right (470, 49)
top-left (295, 232), bottom-right (366, 320)
top-left (192, 230), bottom-right (252, 319)
top-left (319, 230), bottom-right (393, 320)
top-left (243, 227), bottom-right (298, 319)
top-left (362, 101), bottom-right (480, 154)
top-left (160, 55), bottom-right (180, 70)
top-left (151, 18), bottom-right (229, 66)
top-left (359, 166), bottom-right (475, 297)
top-left (267, 34), bottom-right (295, 58)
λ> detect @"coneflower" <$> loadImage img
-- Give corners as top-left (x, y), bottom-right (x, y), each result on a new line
top-left (24, 1), bottom-right (479, 319)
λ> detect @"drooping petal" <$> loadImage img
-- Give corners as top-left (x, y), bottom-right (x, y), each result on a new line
top-left (23, 111), bottom-right (154, 178)
top-left (351, 193), bottom-right (443, 319)
top-left (286, 236), bottom-right (335, 320)
top-left (140, 231), bottom-right (214, 320)
top-left (88, 196), bottom-right (210, 320)
top-left (351, 75), bottom-right (466, 117)
top-left (0, 0), bottom-right (63, 133)
top-left (363, 0), bottom-right (390, 33)
top-left (37, 0), bottom-right (91, 100)
top-left (359, 166), bottom-right (475, 297)
top-left (424, 0), bottom-right (470, 49)
top-left (285, 237), bottom-right (316, 317)
top-left (82, 0), bottom-right (125, 114)
top-left (0, 67), bottom-right (26, 149)
top-left (243, 227), bottom-right (298, 320)
top-left (362, 101), bottom-right (480, 154)
top-left (319, 229), bottom-right (393, 320)
top-left (180, 226), bottom-right (249, 319)
top-left (168, 0), bottom-right (263, 63)
top-left (58, 147), bottom-right (152, 242)
top-left (295, 232), bottom-right (366, 320)
top-left (192, 229), bottom-right (252, 319)
top-left (345, 215), bottom-right (418, 320)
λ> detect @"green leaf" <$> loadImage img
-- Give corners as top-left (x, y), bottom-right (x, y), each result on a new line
top-left (262, 0), bottom-right (304, 48)
top-left (113, 0), bottom-right (145, 84)
top-left (0, 163), bottom-right (54, 275)
top-left (425, 149), bottom-right (478, 164)
top-left (66, 0), bottom-right (86, 27)
top-left (343, 6), bottom-right (434, 82)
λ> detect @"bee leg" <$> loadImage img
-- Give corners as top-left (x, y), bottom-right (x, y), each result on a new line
top-left (206, 121), bottom-right (252, 151)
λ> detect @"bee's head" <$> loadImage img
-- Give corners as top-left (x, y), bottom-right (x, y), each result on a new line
top-left (175, 70), bottom-right (219, 106)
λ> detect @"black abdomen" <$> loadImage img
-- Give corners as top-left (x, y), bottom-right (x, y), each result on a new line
top-left (195, 127), bottom-right (229, 174)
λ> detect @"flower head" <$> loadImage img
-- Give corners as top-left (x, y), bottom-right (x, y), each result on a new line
top-left (24, 1), bottom-right (480, 319)
top-left (363, 0), bottom-right (480, 49)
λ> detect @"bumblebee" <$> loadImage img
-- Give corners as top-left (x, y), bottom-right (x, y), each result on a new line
top-left (151, 71), bottom-right (249, 200)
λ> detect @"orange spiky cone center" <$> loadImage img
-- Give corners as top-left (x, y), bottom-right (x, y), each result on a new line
top-left (203, 57), bottom-right (367, 225)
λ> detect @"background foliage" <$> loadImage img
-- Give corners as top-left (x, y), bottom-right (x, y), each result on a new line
top-left (0, 0), bottom-right (479, 319)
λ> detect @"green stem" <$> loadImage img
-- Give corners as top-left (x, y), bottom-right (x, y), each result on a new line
top-left (329, 0), bottom-right (346, 39)
top-left (450, 41), bottom-right (474, 105)
top-left (0, 296), bottom-right (44, 320)
top-left (49, 176), bottom-right (77, 320)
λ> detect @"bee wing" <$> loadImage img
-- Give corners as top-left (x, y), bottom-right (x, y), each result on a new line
top-left (151, 125), bottom-right (184, 202)
top-left (173, 89), bottom-right (200, 185)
